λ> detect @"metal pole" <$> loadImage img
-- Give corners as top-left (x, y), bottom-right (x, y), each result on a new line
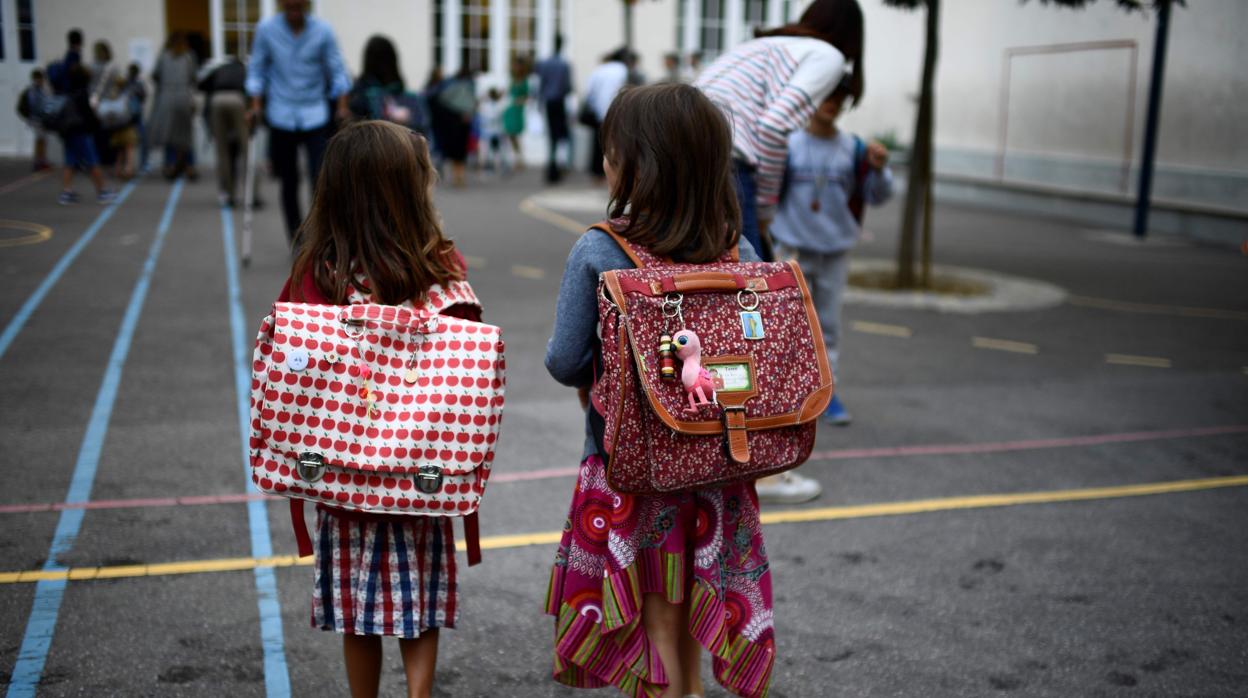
top-left (1133, 0), bottom-right (1171, 239)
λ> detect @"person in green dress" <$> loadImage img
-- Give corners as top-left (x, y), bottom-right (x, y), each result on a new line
top-left (502, 56), bottom-right (530, 170)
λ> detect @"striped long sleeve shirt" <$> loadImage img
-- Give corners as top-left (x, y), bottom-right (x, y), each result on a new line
top-left (696, 37), bottom-right (847, 221)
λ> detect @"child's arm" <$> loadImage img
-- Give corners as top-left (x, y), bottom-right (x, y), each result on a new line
top-left (864, 140), bottom-right (895, 206)
top-left (544, 235), bottom-right (602, 388)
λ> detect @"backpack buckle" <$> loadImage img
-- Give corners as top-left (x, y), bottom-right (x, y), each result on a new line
top-left (296, 452), bottom-right (326, 483)
top-left (415, 465), bottom-right (443, 494)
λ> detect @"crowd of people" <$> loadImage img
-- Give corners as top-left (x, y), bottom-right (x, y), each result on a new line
top-left (19, 2), bottom-right (895, 695)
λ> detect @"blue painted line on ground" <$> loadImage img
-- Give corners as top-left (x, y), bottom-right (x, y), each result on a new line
top-left (6, 180), bottom-right (182, 698)
top-left (221, 206), bottom-right (292, 697)
top-left (0, 180), bottom-right (138, 362)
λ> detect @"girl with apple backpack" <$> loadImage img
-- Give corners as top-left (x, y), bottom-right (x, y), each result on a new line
top-left (249, 121), bottom-right (504, 697)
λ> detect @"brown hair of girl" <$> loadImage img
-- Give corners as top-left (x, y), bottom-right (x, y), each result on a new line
top-left (292, 120), bottom-right (462, 305)
top-left (600, 83), bottom-right (741, 264)
top-left (756, 0), bottom-right (864, 105)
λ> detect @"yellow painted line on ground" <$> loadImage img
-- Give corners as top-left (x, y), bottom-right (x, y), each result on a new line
top-left (972, 336), bottom-right (1039, 355)
top-left (3, 475), bottom-right (1246, 585)
top-left (1069, 295), bottom-right (1248, 322)
top-left (0, 219), bottom-right (53, 248)
top-left (1106, 353), bottom-right (1172, 369)
top-left (519, 197), bottom-right (589, 235)
top-left (511, 264), bottom-right (547, 280)
top-left (462, 255), bottom-right (486, 269)
top-left (759, 475), bottom-right (1248, 525)
top-left (851, 320), bottom-right (912, 338)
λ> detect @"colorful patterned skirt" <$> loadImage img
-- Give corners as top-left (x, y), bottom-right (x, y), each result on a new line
top-left (545, 456), bottom-right (775, 697)
top-left (312, 506), bottom-right (458, 638)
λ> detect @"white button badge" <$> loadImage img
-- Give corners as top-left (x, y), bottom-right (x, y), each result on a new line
top-left (287, 348), bottom-right (309, 372)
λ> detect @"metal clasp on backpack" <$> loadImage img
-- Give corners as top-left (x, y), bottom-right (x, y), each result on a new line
top-left (415, 464), bottom-right (443, 494)
top-left (297, 452), bottom-right (326, 483)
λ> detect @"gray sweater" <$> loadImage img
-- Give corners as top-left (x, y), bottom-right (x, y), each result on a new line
top-left (544, 228), bottom-right (761, 458)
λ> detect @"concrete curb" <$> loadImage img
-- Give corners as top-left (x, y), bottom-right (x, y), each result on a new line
top-left (845, 258), bottom-right (1068, 314)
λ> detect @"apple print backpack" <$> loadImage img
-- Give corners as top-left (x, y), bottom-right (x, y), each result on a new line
top-left (248, 277), bottom-right (504, 565)
top-left (589, 223), bottom-right (833, 495)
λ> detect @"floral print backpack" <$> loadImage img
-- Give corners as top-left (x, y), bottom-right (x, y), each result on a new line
top-left (589, 224), bottom-right (833, 495)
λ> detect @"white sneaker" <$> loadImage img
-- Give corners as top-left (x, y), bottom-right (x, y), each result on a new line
top-left (755, 472), bottom-right (823, 504)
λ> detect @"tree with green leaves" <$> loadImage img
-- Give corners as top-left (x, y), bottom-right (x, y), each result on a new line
top-left (882, 0), bottom-right (1180, 289)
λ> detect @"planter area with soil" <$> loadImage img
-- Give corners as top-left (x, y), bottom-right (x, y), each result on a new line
top-left (844, 258), bottom-right (1067, 314)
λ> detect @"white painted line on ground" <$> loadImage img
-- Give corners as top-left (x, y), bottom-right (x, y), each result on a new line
top-left (1106, 353), bottom-right (1172, 369)
top-left (851, 320), bottom-right (912, 338)
top-left (1069, 295), bottom-right (1248, 322)
top-left (511, 264), bottom-right (547, 280)
top-left (972, 336), bottom-right (1039, 355)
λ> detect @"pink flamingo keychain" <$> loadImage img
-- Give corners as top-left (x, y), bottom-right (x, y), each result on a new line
top-left (672, 329), bottom-right (716, 413)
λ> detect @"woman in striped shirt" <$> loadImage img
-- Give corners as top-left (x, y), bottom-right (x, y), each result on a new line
top-left (695, 0), bottom-right (864, 262)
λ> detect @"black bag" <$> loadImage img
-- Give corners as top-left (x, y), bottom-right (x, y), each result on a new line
top-left (577, 101), bottom-right (597, 129)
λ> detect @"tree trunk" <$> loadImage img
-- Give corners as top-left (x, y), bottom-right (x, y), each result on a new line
top-left (624, 1), bottom-right (635, 53)
top-left (895, 0), bottom-right (940, 289)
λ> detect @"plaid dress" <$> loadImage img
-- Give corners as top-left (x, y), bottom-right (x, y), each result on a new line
top-left (312, 506), bottom-right (457, 637)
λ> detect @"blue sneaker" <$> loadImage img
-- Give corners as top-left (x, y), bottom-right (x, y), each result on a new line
top-left (96, 188), bottom-right (116, 205)
top-left (58, 190), bottom-right (79, 205)
top-left (823, 394), bottom-right (852, 426)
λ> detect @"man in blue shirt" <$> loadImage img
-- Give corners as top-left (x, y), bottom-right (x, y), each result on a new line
top-left (534, 35), bottom-right (572, 184)
top-left (246, 0), bottom-right (351, 242)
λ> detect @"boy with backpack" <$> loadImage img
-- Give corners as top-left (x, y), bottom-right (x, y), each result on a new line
top-left (15, 69), bottom-right (51, 171)
top-left (757, 76), bottom-right (893, 504)
top-left (55, 64), bottom-right (114, 205)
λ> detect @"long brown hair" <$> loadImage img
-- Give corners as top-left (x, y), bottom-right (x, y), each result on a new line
top-left (756, 0), bottom-right (864, 105)
top-left (600, 83), bottom-right (740, 263)
top-left (292, 120), bottom-right (462, 305)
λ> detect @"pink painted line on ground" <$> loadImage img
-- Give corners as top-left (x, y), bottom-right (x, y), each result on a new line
top-left (0, 493), bottom-right (271, 514)
top-left (491, 466), bottom-right (580, 483)
top-left (0, 169), bottom-right (52, 196)
top-left (2, 425), bottom-right (1244, 515)
top-left (807, 424), bottom-right (1248, 461)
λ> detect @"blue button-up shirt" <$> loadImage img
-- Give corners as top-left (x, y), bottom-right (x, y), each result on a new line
top-left (534, 54), bottom-right (572, 103)
top-left (245, 14), bottom-right (351, 132)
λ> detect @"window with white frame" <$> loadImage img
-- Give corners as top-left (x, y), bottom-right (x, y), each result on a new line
top-left (16, 0), bottom-right (35, 61)
top-left (700, 0), bottom-right (727, 59)
top-left (509, 0), bottom-right (536, 66)
top-left (461, 0), bottom-right (491, 74)
top-left (223, 0), bottom-right (260, 59)
top-left (742, 0), bottom-right (770, 39)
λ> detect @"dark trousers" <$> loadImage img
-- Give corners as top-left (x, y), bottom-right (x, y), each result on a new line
top-left (588, 118), bottom-right (605, 178)
top-left (270, 126), bottom-right (328, 242)
top-left (733, 159), bottom-right (772, 262)
top-left (544, 98), bottom-right (569, 182)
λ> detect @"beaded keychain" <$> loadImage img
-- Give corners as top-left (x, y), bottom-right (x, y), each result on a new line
top-left (659, 293), bottom-right (684, 382)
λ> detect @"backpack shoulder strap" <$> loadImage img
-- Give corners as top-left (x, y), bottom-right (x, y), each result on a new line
top-left (588, 221), bottom-right (740, 266)
top-left (589, 221), bottom-right (658, 268)
top-left (848, 135), bottom-right (869, 224)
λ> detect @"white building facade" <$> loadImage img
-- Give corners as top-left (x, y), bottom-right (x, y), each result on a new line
top-left (2, 0), bottom-right (1244, 221)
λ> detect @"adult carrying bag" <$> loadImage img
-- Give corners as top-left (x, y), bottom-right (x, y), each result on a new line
top-left (248, 279), bottom-right (505, 564)
top-left (590, 223), bottom-right (834, 495)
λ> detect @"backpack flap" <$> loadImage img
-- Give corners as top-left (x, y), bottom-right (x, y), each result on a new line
top-left (250, 301), bottom-right (505, 516)
top-left (597, 260), bottom-right (833, 489)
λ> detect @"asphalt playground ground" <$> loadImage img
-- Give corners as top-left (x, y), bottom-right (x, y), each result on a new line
top-left (0, 158), bottom-right (1245, 697)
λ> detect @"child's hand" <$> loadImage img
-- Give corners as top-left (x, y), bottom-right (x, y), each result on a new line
top-left (867, 141), bottom-right (889, 170)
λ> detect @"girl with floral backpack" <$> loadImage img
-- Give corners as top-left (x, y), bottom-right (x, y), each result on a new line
top-left (268, 121), bottom-right (488, 698)
top-left (544, 83), bottom-right (825, 698)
